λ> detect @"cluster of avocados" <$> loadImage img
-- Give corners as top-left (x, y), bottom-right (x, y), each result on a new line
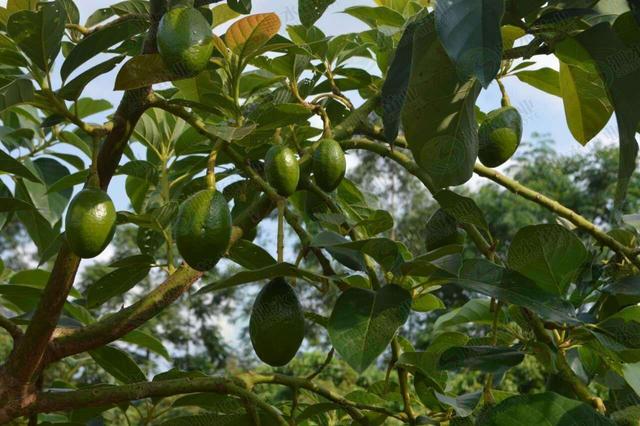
top-left (64, 0), bottom-right (348, 366)
top-left (478, 105), bottom-right (523, 168)
top-left (251, 138), bottom-right (346, 365)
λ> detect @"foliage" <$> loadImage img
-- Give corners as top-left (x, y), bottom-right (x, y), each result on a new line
top-left (1, 0), bottom-right (640, 425)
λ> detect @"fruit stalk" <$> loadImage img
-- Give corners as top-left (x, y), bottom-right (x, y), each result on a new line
top-left (277, 199), bottom-right (285, 263)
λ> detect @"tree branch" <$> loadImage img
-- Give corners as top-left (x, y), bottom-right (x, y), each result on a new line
top-left (0, 377), bottom-right (288, 425)
top-left (0, 313), bottom-right (22, 341)
top-left (0, 0), bottom-right (167, 385)
top-left (473, 163), bottom-right (640, 268)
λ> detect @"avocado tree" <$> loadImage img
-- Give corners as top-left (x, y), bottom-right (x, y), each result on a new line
top-left (1, 0), bottom-right (640, 424)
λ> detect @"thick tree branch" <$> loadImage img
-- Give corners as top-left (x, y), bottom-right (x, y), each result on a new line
top-left (1, 244), bottom-right (80, 386)
top-left (0, 0), bottom-right (167, 386)
top-left (0, 377), bottom-right (288, 425)
top-left (473, 163), bottom-right (640, 268)
top-left (0, 313), bottom-right (22, 341)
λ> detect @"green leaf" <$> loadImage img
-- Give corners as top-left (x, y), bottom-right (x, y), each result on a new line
top-left (381, 16), bottom-right (417, 143)
top-left (299, 0), bottom-right (335, 27)
top-left (439, 346), bottom-right (524, 373)
top-left (58, 56), bottom-right (124, 100)
top-left (89, 346), bottom-right (146, 384)
top-left (75, 98), bottom-right (112, 119)
top-left (434, 299), bottom-right (503, 330)
top-left (0, 78), bottom-right (35, 113)
top-left (46, 170), bottom-right (89, 194)
top-left (435, 0), bottom-right (505, 87)
top-left (0, 0), bottom-right (38, 26)
top-left (85, 266), bottom-right (150, 308)
top-left (328, 284), bottom-right (412, 372)
top-left (206, 122), bottom-right (256, 142)
top-left (435, 189), bottom-right (488, 231)
top-left (555, 38), bottom-right (613, 145)
top-left (454, 259), bottom-right (579, 324)
top-left (18, 158), bottom-right (71, 224)
top-left (401, 12), bottom-right (481, 188)
top-left (228, 0), bottom-right (252, 14)
top-left (478, 392), bottom-right (615, 425)
top-left (0, 150), bottom-right (40, 182)
top-left (507, 224), bottom-right (587, 296)
top-left (61, 15), bottom-right (149, 81)
top-left (412, 293), bottom-right (445, 312)
top-left (7, 1), bottom-right (65, 72)
top-left (226, 239), bottom-right (276, 269)
top-left (225, 13), bottom-right (281, 60)
top-left (515, 67), bottom-right (561, 97)
top-left (0, 197), bottom-right (35, 212)
top-left (575, 16), bottom-right (640, 208)
top-left (196, 262), bottom-right (327, 295)
top-left (121, 329), bottom-right (171, 361)
top-left (435, 391), bottom-right (482, 418)
top-left (311, 230), bottom-right (405, 272)
top-left (343, 5), bottom-right (405, 27)
top-left (108, 254), bottom-right (155, 268)
top-left (114, 53), bottom-right (191, 91)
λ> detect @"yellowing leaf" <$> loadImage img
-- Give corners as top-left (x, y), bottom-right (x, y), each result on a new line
top-left (225, 12), bottom-right (281, 60)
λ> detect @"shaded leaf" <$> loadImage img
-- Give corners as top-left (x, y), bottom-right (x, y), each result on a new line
top-left (328, 284), bottom-right (412, 372)
top-left (61, 15), bottom-right (149, 80)
top-left (89, 346), bottom-right (146, 384)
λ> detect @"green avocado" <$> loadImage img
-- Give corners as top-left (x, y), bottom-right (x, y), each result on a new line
top-left (478, 106), bottom-right (522, 168)
top-left (65, 188), bottom-right (117, 258)
top-left (250, 277), bottom-right (305, 366)
top-left (425, 209), bottom-right (464, 251)
top-left (312, 138), bottom-right (346, 192)
top-left (265, 145), bottom-right (300, 197)
top-left (157, 6), bottom-right (214, 75)
top-left (175, 188), bottom-right (231, 271)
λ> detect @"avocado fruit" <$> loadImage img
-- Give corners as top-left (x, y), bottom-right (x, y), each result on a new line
top-left (157, 5), bottom-right (213, 75)
top-left (250, 277), bottom-right (305, 366)
top-left (478, 106), bottom-right (522, 168)
top-left (175, 188), bottom-right (231, 271)
top-left (264, 145), bottom-right (300, 197)
top-left (312, 138), bottom-right (346, 192)
top-left (65, 188), bottom-right (117, 258)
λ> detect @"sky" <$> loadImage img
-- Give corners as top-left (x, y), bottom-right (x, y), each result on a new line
top-left (0, 0), bottom-right (624, 349)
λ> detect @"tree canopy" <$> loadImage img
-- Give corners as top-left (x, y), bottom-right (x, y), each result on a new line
top-left (1, 0), bottom-right (640, 425)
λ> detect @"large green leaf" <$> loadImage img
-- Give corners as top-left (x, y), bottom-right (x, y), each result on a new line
top-left (310, 230), bottom-right (405, 272)
top-left (328, 284), bottom-right (412, 372)
top-left (507, 224), bottom-right (587, 296)
top-left (58, 55), bottom-right (124, 100)
top-left (18, 158), bottom-right (71, 224)
top-left (121, 329), bottom-right (171, 361)
top-left (401, 13), bottom-right (481, 188)
top-left (0, 78), bottom-right (34, 113)
top-left (61, 15), bottom-right (149, 80)
top-left (435, 0), bottom-right (505, 87)
top-left (228, 0), bottom-right (252, 14)
top-left (7, 1), bottom-right (65, 72)
top-left (556, 38), bottom-right (613, 145)
top-left (381, 14), bottom-right (418, 143)
top-left (477, 392), bottom-right (615, 425)
top-left (343, 5), bottom-right (405, 28)
top-left (439, 345), bottom-right (524, 373)
top-left (453, 259), bottom-right (579, 324)
top-left (299, 0), bottom-right (335, 27)
top-left (575, 16), bottom-right (640, 208)
top-left (85, 266), bottom-right (151, 308)
top-left (89, 346), bottom-right (146, 384)
top-left (435, 189), bottom-right (489, 231)
top-left (0, 0), bottom-right (38, 26)
top-left (434, 299), bottom-right (503, 330)
top-left (225, 13), bottom-right (281, 61)
top-left (0, 148), bottom-right (41, 182)
top-left (515, 67), bottom-right (561, 97)
top-left (196, 262), bottom-right (327, 295)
